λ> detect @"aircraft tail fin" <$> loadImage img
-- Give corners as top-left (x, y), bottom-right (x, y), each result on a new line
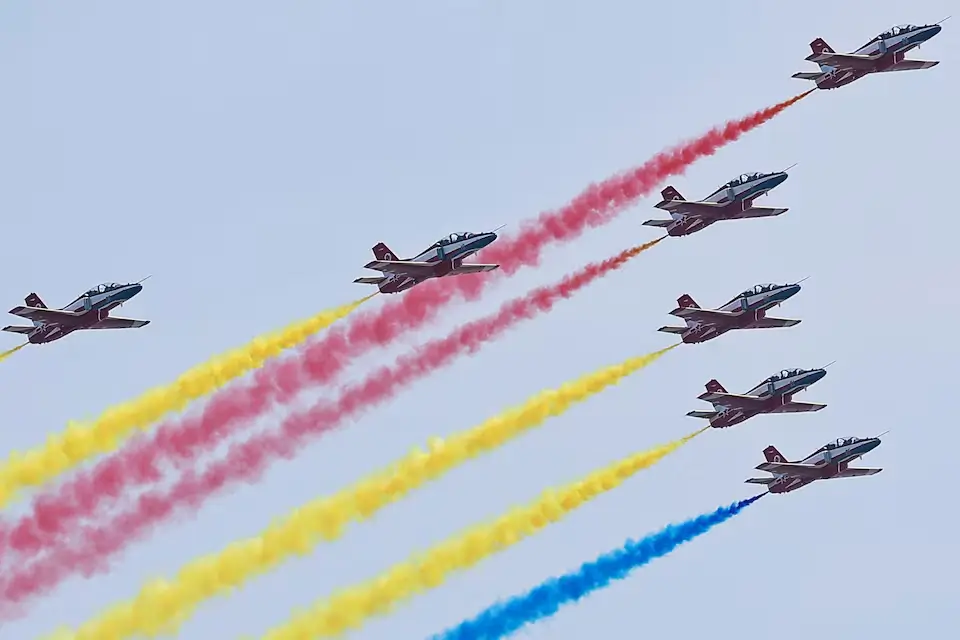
top-left (805, 38), bottom-right (838, 73)
top-left (676, 294), bottom-right (699, 310)
top-left (24, 293), bottom-right (46, 309)
top-left (372, 242), bottom-right (399, 262)
top-left (353, 276), bottom-right (386, 285)
top-left (704, 379), bottom-right (727, 395)
top-left (763, 445), bottom-right (789, 464)
top-left (686, 410), bottom-right (719, 420)
top-left (745, 477), bottom-right (775, 485)
top-left (791, 72), bottom-right (824, 80)
top-left (661, 186), bottom-right (684, 202)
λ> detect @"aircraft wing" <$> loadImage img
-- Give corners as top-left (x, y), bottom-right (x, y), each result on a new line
top-left (767, 401), bottom-right (827, 414)
top-left (669, 307), bottom-right (737, 321)
top-left (654, 200), bottom-right (724, 215)
top-left (361, 260), bottom-right (436, 276)
top-left (697, 391), bottom-right (765, 409)
top-left (451, 263), bottom-right (499, 274)
top-left (87, 317), bottom-right (150, 330)
top-left (7, 306), bottom-right (81, 323)
top-left (806, 51), bottom-right (879, 71)
top-left (727, 206), bottom-right (789, 219)
top-left (755, 461), bottom-right (822, 478)
top-left (750, 316), bottom-right (801, 329)
top-left (833, 467), bottom-right (882, 478)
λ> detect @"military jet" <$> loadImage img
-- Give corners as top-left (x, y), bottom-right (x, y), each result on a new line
top-left (658, 281), bottom-right (803, 344)
top-left (642, 169), bottom-right (792, 237)
top-left (353, 230), bottom-right (501, 294)
top-left (687, 366), bottom-right (829, 428)
top-left (2, 280), bottom-right (150, 345)
top-left (745, 435), bottom-right (884, 494)
top-left (792, 20), bottom-right (946, 90)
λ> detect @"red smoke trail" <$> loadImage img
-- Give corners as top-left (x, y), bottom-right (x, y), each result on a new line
top-left (0, 241), bottom-right (661, 613)
top-left (0, 91), bottom-right (810, 571)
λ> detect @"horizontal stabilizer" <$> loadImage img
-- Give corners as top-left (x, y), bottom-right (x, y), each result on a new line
top-left (670, 306), bottom-right (737, 320)
top-left (2, 325), bottom-right (33, 334)
top-left (642, 218), bottom-right (673, 228)
top-left (658, 326), bottom-right (687, 335)
top-left (768, 401), bottom-right (827, 414)
top-left (686, 410), bottom-right (719, 419)
top-left (791, 72), bottom-right (823, 80)
top-left (353, 276), bottom-right (386, 285)
top-left (88, 317), bottom-right (150, 330)
top-left (750, 316), bottom-right (801, 329)
top-left (745, 477), bottom-right (775, 485)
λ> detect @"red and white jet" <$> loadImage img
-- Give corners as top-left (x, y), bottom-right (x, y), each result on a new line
top-left (353, 230), bottom-right (501, 294)
top-left (792, 20), bottom-right (946, 90)
top-left (745, 435), bottom-right (884, 494)
top-left (658, 282), bottom-right (803, 344)
top-left (687, 366), bottom-right (829, 428)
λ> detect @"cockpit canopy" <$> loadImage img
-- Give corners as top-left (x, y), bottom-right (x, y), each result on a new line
top-left (437, 232), bottom-right (480, 246)
top-left (85, 282), bottom-right (124, 296)
top-left (877, 24), bottom-right (919, 40)
top-left (739, 283), bottom-right (780, 298)
top-left (721, 172), bottom-right (769, 189)
top-left (824, 436), bottom-right (864, 450)
top-left (765, 368), bottom-right (806, 383)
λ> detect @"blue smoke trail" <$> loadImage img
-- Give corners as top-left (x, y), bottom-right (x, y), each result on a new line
top-left (430, 493), bottom-right (765, 640)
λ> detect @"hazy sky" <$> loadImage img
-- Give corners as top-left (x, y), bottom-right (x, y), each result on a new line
top-left (1, 1), bottom-right (957, 638)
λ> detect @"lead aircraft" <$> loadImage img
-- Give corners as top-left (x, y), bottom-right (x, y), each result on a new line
top-left (792, 20), bottom-right (946, 90)
top-left (745, 435), bottom-right (884, 494)
top-left (353, 230), bottom-right (501, 294)
top-left (2, 280), bottom-right (150, 344)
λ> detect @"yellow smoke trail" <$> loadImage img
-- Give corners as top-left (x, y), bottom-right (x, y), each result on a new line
top-left (0, 295), bottom-right (375, 508)
top-left (260, 428), bottom-right (707, 639)
top-left (43, 343), bottom-right (678, 640)
top-left (0, 343), bottom-right (27, 362)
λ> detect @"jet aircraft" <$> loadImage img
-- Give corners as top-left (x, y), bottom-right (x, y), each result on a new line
top-left (2, 280), bottom-right (150, 345)
top-left (792, 20), bottom-right (946, 90)
top-left (687, 366), bottom-right (829, 428)
top-left (353, 230), bottom-right (501, 294)
top-left (745, 435), bottom-right (884, 494)
top-left (642, 169), bottom-right (791, 237)
top-left (658, 281), bottom-right (803, 344)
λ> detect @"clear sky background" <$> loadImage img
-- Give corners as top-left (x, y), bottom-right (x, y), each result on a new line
top-left (1, 1), bottom-right (957, 638)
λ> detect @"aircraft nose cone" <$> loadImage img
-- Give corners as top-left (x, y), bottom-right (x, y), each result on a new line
top-left (782, 284), bottom-right (801, 298)
top-left (929, 24), bottom-right (942, 37)
top-left (864, 438), bottom-right (881, 452)
top-left (810, 368), bottom-right (827, 382)
top-left (126, 283), bottom-right (143, 297)
top-left (772, 172), bottom-right (789, 187)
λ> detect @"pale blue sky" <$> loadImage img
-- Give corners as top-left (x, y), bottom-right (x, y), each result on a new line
top-left (1, 1), bottom-right (957, 638)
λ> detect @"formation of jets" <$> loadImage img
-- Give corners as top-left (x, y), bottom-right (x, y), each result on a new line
top-left (6, 22), bottom-right (938, 495)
